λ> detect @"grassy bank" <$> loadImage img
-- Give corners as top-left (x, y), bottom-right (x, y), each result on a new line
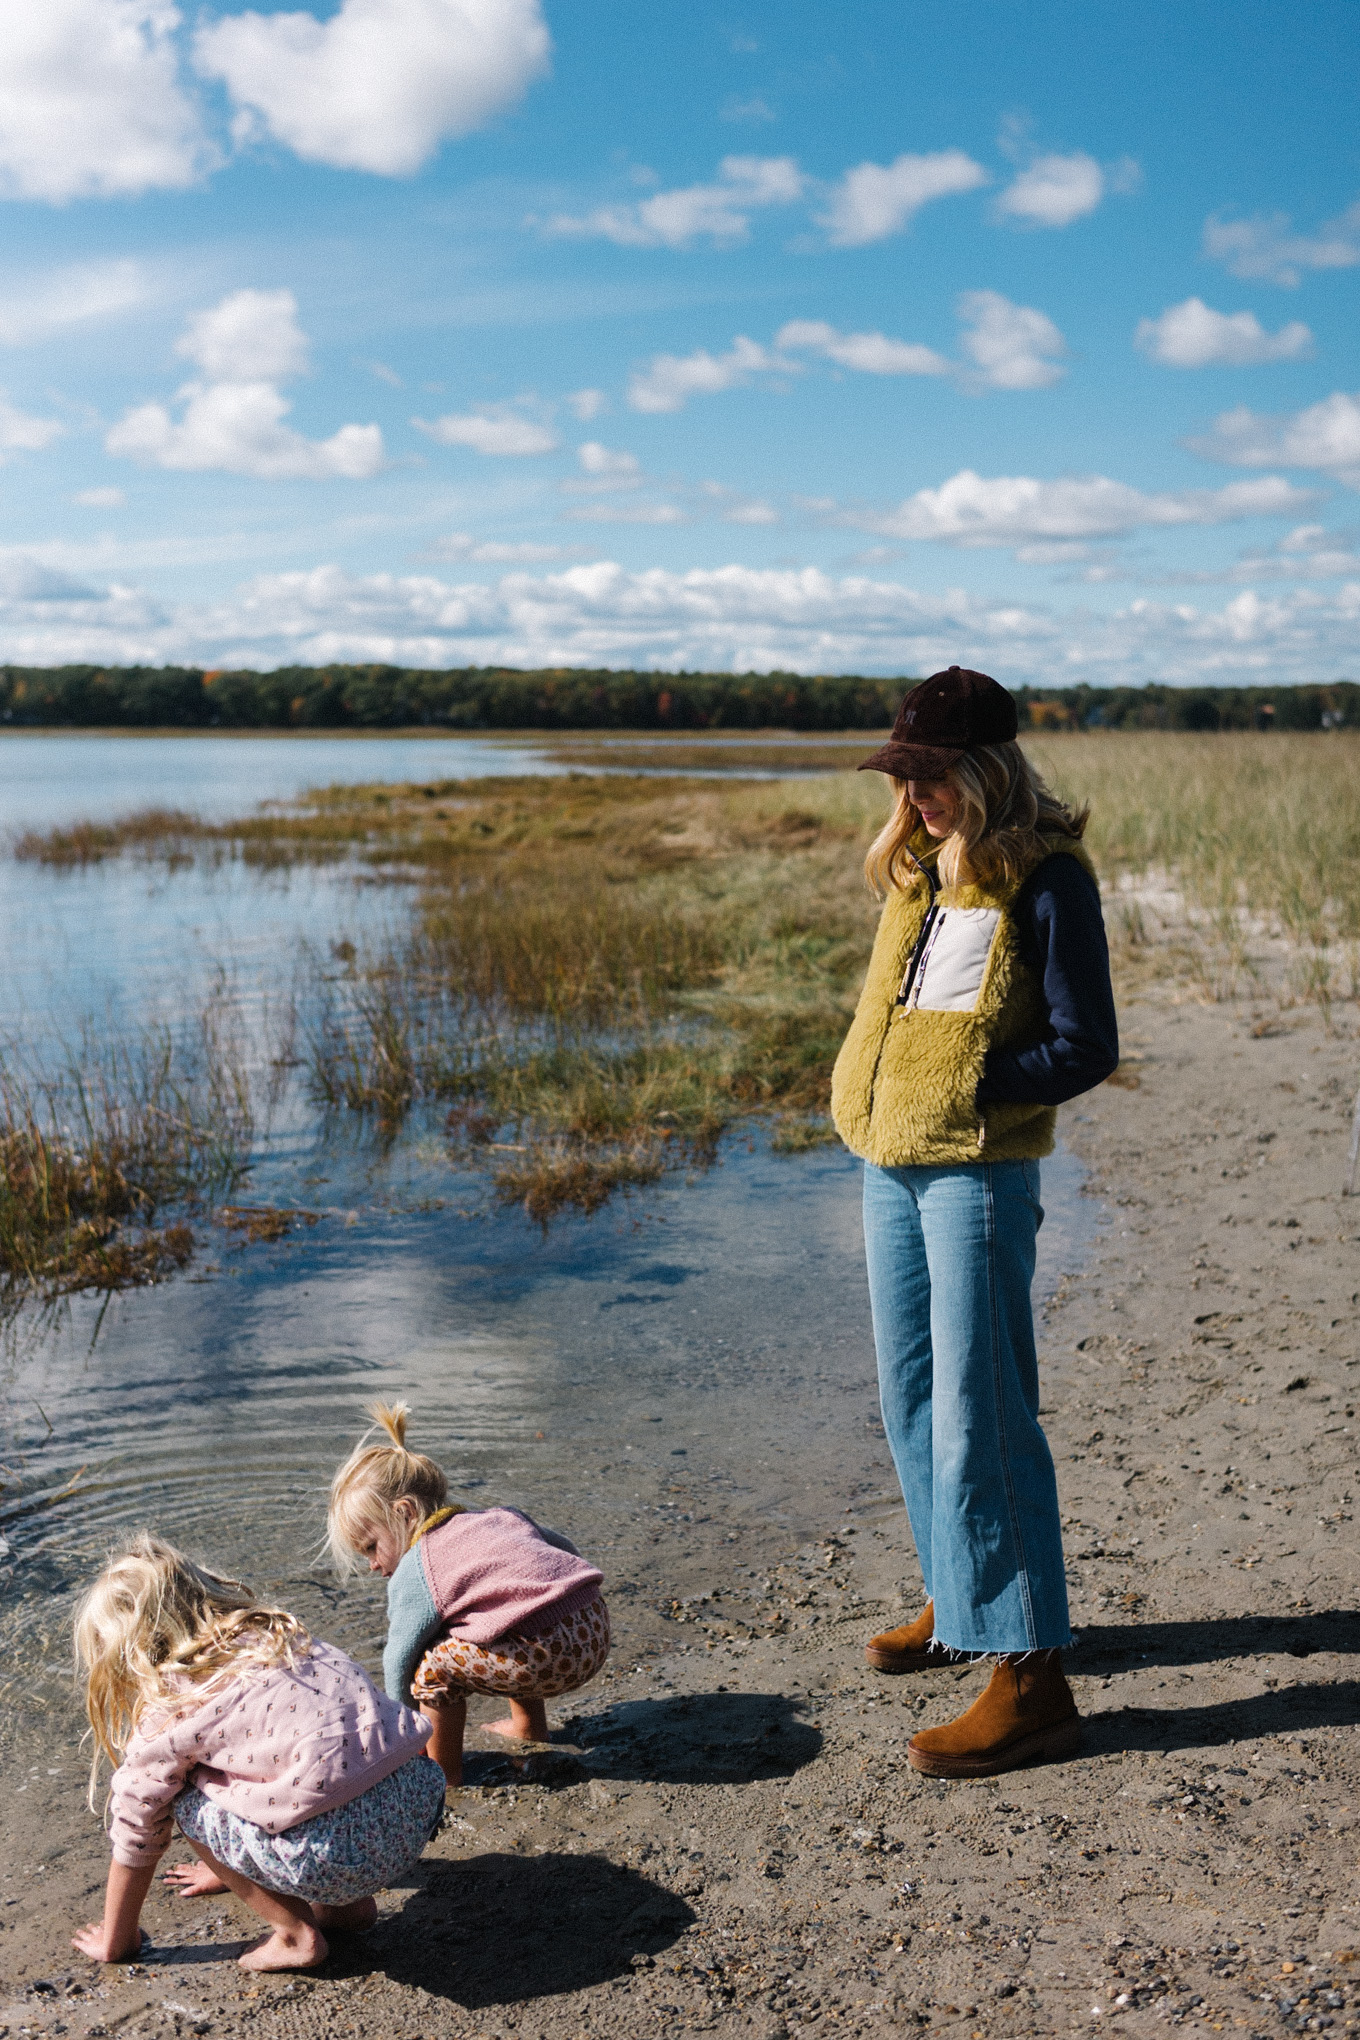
top-left (12, 729), bottom-right (1359, 1230)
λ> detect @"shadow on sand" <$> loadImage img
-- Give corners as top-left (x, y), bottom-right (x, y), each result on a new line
top-left (564, 1688), bottom-right (823, 1785)
top-left (1075, 1610), bottom-right (1360, 1669)
top-left (1085, 1677), bottom-right (1360, 1758)
top-left (347, 1854), bottom-right (694, 2007)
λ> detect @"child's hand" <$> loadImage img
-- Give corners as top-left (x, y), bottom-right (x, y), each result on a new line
top-left (72, 1922), bottom-right (147, 1963)
top-left (162, 1860), bottom-right (229, 1897)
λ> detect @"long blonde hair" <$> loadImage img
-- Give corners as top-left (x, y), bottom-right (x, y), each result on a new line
top-left (327, 1401), bottom-right (453, 1576)
top-left (863, 740), bottom-right (1088, 898)
top-left (74, 1534), bottom-right (307, 1804)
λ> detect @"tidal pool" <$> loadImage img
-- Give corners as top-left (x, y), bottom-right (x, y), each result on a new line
top-left (0, 737), bottom-right (1101, 1759)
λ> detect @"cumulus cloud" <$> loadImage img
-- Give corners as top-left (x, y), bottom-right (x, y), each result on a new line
top-left (1189, 392), bottom-right (1360, 487)
top-left (0, 259), bottom-right (150, 346)
top-left (956, 291), bottom-right (1067, 390)
top-left (627, 335), bottom-right (792, 414)
top-left (776, 319), bottom-right (951, 378)
top-left (0, 0), bottom-right (213, 202)
top-left (575, 441), bottom-right (640, 479)
top-left (195, 0), bottom-right (549, 177)
top-left (1135, 297), bottom-right (1313, 369)
top-left (817, 149), bottom-right (987, 246)
top-left (819, 467), bottom-right (1315, 549)
top-left (74, 487), bottom-right (128, 508)
top-left (995, 151), bottom-right (1104, 229)
top-left (1203, 200), bottom-right (1360, 287)
top-left (9, 554), bottom-right (1357, 689)
top-left (0, 392), bottom-right (65, 457)
top-left (413, 406), bottom-right (558, 455)
top-left (545, 154), bottom-right (803, 247)
top-left (176, 287), bottom-right (310, 380)
top-left (106, 288), bottom-right (384, 479)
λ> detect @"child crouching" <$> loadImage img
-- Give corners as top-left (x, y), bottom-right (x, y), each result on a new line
top-left (329, 1403), bottom-right (610, 1788)
top-left (72, 1535), bottom-right (444, 1973)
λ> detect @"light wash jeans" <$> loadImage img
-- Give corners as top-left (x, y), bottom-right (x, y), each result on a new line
top-left (862, 1158), bottom-right (1071, 1655)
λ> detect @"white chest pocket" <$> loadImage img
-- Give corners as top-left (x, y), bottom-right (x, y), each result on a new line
top-left (911, 906), bottom-right (1002, 1013)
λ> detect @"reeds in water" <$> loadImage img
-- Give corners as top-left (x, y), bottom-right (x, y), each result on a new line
top-left (0, 1002), bottom-right (255, 1298)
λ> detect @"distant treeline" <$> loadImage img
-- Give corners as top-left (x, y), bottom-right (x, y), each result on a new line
top-left (0, 664), bottom-right (1357, 732)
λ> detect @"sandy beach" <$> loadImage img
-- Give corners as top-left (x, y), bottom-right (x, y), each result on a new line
top-left (3, 981), bottom-right (1359, 2039)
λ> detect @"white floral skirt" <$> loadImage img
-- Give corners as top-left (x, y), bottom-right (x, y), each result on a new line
top-left (174, 1753), bottom-right (445, 1906)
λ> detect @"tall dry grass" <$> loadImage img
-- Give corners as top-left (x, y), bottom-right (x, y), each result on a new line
top-left (15, 732), bottom-right (1357, 1226)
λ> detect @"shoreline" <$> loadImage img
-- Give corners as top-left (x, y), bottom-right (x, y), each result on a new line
top-left (2, 986), bottom-right (1359, 2035)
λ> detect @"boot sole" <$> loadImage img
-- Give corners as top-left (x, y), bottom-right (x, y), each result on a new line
top-left (865, 1646), bottom-right (965, 1673)
top-left (906, 1714), bottom-right (1083, 1778)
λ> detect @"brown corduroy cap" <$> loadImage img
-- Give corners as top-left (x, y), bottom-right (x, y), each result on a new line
top-left (858, 665), bottom-right (1018, 779)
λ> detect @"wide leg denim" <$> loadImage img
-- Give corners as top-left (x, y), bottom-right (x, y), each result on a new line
top-left (862, 1158), bottom-right (1071, 1654)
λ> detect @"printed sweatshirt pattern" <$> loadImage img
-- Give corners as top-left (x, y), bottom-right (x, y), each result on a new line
top-left (107, 1638), bottom-right (431, 1867)
top-left (383, 1508), bottom-right (603, 1705)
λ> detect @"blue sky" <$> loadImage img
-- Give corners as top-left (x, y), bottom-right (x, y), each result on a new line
top-left (0, 0), bottom-right (1357, 681)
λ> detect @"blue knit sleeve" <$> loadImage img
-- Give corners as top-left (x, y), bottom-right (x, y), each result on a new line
top-left (976, 854), bottom-right (1119, 1107)
top-left (382, 1545), bottom-right (443, 1705)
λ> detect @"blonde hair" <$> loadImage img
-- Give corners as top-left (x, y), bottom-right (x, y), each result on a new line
top-left (863, 740), bottom-right (1088, 898)
top-left (74, 1533), bottom-right (307, 1806)
top-left (327, 1401), bottom-right (451, 1576)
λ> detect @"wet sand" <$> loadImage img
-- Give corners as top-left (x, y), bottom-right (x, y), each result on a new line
top-left (3, 989), bottom-right (1360, 2039)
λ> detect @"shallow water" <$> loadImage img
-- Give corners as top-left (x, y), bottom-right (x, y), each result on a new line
top-left (0, 736), bottom-right (1102, 1755)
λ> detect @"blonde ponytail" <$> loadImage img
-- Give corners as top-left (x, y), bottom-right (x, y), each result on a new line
top-left (327, 1402), bottom-right (452, 1574)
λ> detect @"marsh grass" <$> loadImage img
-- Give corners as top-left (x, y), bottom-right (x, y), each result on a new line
top-left (15, 730), bottom-right (1360, 1227)
top-left (0, 1002), bottom-right (255, 1298)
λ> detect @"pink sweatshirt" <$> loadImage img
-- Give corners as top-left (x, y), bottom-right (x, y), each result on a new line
top-left (383, 1508), bottom-right (604, 1702)
top-left (107, 1638), bottom-right (431, 1868)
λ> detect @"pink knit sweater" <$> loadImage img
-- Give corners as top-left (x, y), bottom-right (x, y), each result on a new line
top-left (107, 1639), bottom-right (431, 1868)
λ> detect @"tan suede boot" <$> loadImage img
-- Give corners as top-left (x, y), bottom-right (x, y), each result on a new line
top-left (906, 1651), bottom-right (1081, 1776)
top-left (865, 1600), bottom-right (964, 1673)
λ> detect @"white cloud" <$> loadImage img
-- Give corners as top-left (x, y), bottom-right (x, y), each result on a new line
top-left (545, 154), bottom-right (803, 248)
top-left (996, 151), bottom-right (1105, 229)
top-left (427, 532), bottom-right (567, 562)
top-left (957, 290), bottom-right (1067, 390)
top-left (0, 0), bottom-right (213, 202)
top-left (4, 550), bottom-right (1359, 687)
top-left (1203, 200), bottom-right (1360, 287)
top-left (820, 467), bottom-right (1315, 549)
top-left (108, 382), bottom-right (384, 478)
top-left (567, 387), bottom-right (606, 421)
top-left (413, 407), bottom-right (558, 455)
top-left (176, 287), bottom-right (310, 380)
top-left (0, 259), bottom-right (150, 346)
top-left (627, 335), bottom-right (791, 414)
top-left (776, 319), bottom-right (951, 378)
top-left (1135, 297), bottom-right (1314, 369)
top-left (74, 487), bottom-right (127, 508)
top-left (817, 149), bottom-right (987, 247)
top-left (720, 95), bottom-right (775, 124)
top-left (576, 441), bottom-right (640, 478)
top-left (1189, 392), bottom-right (1360, 487)
top-left (106, 289), bottom-right (384, 479)
top-left (564, 500), bottom-right (686, 525)
top-left (0, 392), bottom-right (65, 457)
top-left (195, 0), bottom-right (549, 177)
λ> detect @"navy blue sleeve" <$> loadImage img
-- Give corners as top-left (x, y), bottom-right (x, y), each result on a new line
top-left (975, 854), bottom-right (1119, 1108)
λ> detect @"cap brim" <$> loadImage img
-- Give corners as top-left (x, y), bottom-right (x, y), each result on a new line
top-left (856, 741), bottom-right (965, 778)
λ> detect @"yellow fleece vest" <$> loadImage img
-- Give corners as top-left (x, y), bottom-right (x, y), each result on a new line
top-left (831, 832), bottom-right (1097, 1168)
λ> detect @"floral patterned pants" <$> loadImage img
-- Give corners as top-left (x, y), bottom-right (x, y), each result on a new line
top-left (411, 1595), bottom-right (610, 1704)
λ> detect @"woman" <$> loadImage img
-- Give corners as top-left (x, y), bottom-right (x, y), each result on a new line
top-left (831, 666), bottom-right (1118, 1778)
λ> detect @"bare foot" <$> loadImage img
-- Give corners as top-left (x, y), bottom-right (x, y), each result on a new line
top-left (162, 1860), bottom-right (229, 1897)
top-left (239, 1923), bottom-right (328, 1972)
top-left (312, 1896), bottom-right (377, 1934)
top-left (482, 1715), bottom-right (534, 1743)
